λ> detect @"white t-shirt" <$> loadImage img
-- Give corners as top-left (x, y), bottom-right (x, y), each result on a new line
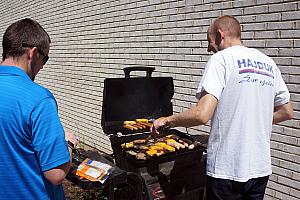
top-left (196, 45), bottom-right (290, 182)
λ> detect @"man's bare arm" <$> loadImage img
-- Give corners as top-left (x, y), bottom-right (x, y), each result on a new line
top-left (43, 162), bottom-right (71, 185)
top-left (152, 91), bottom-right (218, 134)
top-left (43, 131), bottom-right (78, 185)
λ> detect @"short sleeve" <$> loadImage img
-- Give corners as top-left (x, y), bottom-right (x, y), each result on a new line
top-left (196, 54), bottom-right (226, 100)
top-left (274, 68), bottom-right (290, 106)
top-left (30, 97), bottom-right (70, 172)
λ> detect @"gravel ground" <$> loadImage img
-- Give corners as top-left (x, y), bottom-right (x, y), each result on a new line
top-left (63, 179), bottom-right (108, 200)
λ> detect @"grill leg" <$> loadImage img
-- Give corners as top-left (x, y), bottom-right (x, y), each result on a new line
top-left (126, 172), bottom-right (145, 200)
top-left (109, 180), bottom-right (114, 200)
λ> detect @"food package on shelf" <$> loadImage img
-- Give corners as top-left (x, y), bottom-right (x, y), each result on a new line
top-left (75, 158), bottom-right (112, 183)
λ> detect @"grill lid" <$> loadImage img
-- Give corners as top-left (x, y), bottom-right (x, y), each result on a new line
top-left (101, 67), bottom-right (174, 135)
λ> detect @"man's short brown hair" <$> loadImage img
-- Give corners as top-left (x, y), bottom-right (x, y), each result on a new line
top-left (211, 15), bottom-right (241, 39)
top-left (2, 18), bottom-right (51, 61)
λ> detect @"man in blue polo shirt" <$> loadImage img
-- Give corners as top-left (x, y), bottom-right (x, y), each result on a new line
top-left (0, 19), bottom-right (77, 199)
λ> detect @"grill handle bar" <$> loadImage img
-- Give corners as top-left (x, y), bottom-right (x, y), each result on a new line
top-left (123, 66), bottom-right (155, 78)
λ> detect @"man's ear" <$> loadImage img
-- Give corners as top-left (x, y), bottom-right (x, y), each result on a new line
top-left (217, 29), bottom-right (225, 39)
top-left (27, 47), bottom-right (37, 61)
top-left (215, 29), bottom-right (223, 45)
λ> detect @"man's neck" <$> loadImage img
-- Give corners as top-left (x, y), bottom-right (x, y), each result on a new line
top-left (223, 38), bottom-right (244, 49)
top-left (1, 57), bottom-right (28, 73)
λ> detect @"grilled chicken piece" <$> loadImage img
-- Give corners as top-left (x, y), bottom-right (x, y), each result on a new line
top-left (149, 145), bottom-right (164, 151)
top-left (133, 139), bottom-right (146, 144)
top-left (123, 124), bottom-right (138, 130)
top-left (155, 142), bottom-right (176, 152)
top-left (188, 141), bottom-right (198, 149)
top-left (137, 122), bottom-right (152, 127)
top-left (155, 150), bottom-right (165, 157)
top-left (179, 138), bottom-right (193, 145)
top-left (155, 142), bottom-right (167, 148)
top-left (136, 145), bottom-right (149, 150)
top-left (121, 142), bottom-right (134, 149)
top-left (179, 139), bottom-right (189, 147)
top-left (163, 144), bottom-right (176, 152)
top-left (126, 150), bottom-right (138, 156)
top-left (136, 152), bottom-right (146, 160)
top-left (131, 123), bottom-right (144, 130)
top-left (166, 139), bottom-right (185, 150)
top-left (166, 134), bottom-right (180, 141)
top-left (146, 149), bottom-right (157, 156)
top-left (124, 121), bottom-right (136, 125)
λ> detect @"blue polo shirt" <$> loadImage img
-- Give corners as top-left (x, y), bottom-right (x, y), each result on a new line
top-left (0, 66), bottom-right (70, 199)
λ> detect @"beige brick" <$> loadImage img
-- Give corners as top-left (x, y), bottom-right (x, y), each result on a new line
top-left (278, 176), bottom-right (300, 190)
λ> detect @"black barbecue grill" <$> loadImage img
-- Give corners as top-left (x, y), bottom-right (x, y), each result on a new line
top-left (101, 67), bottom-right (206, 200)
top-left (66, 67), bottom-right (206, 200)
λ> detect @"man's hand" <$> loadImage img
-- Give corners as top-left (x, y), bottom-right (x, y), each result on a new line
top-left (273, 102), bottom-right (293, 124)
top-left (65, 131), bottom-right (78, 148)
top-left (151, 117), bottom-right (169, 135)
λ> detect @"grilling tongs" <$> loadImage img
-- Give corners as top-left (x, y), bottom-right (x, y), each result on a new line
top-left (146, 124), bottom-right (171, 142)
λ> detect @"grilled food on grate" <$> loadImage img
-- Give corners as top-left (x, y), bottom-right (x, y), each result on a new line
top-left (122, 119), bottom-right (153, 131)
top-left (120, 134), bottom-right (197, 160)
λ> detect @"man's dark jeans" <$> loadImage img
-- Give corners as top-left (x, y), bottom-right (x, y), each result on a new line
top-left (206, 175), bottom-right (269, 200)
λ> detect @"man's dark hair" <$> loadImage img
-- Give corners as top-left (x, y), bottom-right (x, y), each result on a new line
top-left (2, 18), bottom-right (51, 61)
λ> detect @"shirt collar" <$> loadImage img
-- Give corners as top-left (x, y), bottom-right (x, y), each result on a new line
top-left (0, 65), bottom-right (32, 81)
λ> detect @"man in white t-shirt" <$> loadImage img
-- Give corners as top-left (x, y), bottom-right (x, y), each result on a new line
top-left (151, 15), bottom-right (294, 200)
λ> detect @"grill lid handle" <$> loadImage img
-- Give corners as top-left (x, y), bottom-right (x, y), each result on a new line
top-left (123, 66), bottom-right (155, 78)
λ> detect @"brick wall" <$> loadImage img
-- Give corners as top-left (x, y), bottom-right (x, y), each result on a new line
top-left (0, 0), bottom-right (299, 199)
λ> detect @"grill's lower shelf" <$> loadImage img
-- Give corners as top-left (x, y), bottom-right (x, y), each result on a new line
top-left (66, 149), bottom-right (127, 200)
